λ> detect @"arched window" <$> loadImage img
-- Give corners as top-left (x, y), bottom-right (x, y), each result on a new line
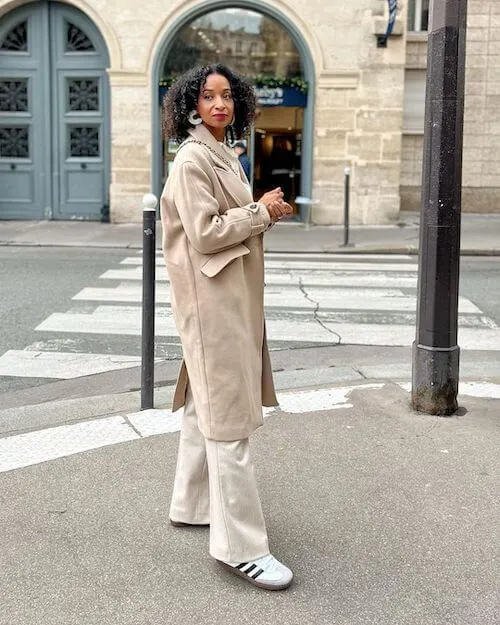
top-left (161, 7), bottom-right (307, 215)
top-left (162, 7), bottom-right (303, 79)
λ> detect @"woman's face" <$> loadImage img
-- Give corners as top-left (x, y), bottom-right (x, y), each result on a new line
top-left (196, 73), bottom-right (235, 141)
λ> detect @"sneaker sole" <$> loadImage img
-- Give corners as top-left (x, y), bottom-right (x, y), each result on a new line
top-left (217, 560), bottom-right (292, 591)
top-left (169, 519), bottom-right (209, 528)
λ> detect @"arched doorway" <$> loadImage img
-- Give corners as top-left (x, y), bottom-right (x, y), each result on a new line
top-left (152, 2), bottom-right (314, 220)
top-left (0, 1), bottom-right (110, 220)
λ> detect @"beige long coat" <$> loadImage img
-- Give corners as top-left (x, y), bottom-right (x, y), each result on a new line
top-left (161, 124), bottom-right (278, 441)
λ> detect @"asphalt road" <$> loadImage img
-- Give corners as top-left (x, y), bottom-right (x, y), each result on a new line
top-left (0, 247), bottom-right (499, 395)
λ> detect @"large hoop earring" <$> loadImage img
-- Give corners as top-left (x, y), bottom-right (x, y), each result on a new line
top-left (226, 120), bottom-right (236, 147)
top-left (188, 110), bottom-right (202, 126)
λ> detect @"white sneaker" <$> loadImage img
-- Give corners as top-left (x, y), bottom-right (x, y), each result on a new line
top-left (218, 554), bottom-right (293, 590)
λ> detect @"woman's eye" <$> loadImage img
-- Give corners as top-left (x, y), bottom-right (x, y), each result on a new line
top-left (224, 94), bottom-right (233, 100)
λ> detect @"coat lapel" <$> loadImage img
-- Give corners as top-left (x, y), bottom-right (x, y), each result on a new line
top-left (188, 126), bottom-right (252, 207)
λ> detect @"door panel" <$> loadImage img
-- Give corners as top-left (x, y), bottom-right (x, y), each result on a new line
top-left (0, 1), bottom-right (109, 220)
top-left (66, 170), bottom-right (103, 200)
top-left (0, 6), bottom-right (49, 219)
top-left (50, 3), bottom-right (109, 220)
top-left (57, 70), bottom-right (107, 219)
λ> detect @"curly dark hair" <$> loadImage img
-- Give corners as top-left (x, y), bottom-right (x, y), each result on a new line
top-left (162, 64), bottom-right (257, 142)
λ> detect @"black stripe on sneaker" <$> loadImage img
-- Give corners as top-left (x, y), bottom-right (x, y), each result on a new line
top-left (236, 563), bottom-right (248, 570)
top-left (251, 568), bottom-right (264, 580)
top-left (244, 564), bottom-right (257, 575)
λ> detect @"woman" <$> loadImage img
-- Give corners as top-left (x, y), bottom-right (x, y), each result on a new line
top-left (161, 64), bottom-right (293, 591)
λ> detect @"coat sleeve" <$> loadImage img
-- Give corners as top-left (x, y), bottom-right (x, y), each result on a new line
top-left (173, 160), bottom-right (271, 255)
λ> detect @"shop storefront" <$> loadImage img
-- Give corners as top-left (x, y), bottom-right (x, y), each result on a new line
top-left (156, 6), bottom-right (313, 220)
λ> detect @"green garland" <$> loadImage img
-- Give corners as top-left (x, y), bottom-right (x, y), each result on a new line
top-left (159, 74), bottom-right (308, 94)
top-left (252, 75), bottom-right (308, 94)
top-left (159, 76), bottom-right (178, 88)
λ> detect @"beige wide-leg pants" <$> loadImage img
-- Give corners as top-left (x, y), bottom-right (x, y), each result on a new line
top-left (169, 385), bottom-right (270, 563)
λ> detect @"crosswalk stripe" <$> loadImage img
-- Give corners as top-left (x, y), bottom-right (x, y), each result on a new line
top-left (151, 251), bottom-right (415, 260)
top-left (119, 257), bottom-right (419, 272)
top-left (34, 307), bottom-right (500, 349)
top-left (263, 253), bottom-right (414, 261)
top-left (72, 285), bottom-right (481, 314)
top-left (100, 267), bottom-right (419, 288)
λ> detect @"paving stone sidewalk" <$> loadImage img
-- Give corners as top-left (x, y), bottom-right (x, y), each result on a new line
top-left (0, 211), bottom-right (499, 254)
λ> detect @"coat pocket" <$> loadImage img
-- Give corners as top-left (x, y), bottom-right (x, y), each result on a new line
top-left (200, 243), bottom-right (250, 277)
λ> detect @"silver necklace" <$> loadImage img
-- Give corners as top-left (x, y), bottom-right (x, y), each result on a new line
top-left (179, 139), bottom-right (239, 176)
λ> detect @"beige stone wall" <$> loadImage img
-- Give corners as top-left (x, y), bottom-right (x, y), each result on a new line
top-left (95, 0), bottom-right (408, 224)
top-left (312, 0), bottom-right (406, 224)
top-left (402, 0), bottom-right (500, 213)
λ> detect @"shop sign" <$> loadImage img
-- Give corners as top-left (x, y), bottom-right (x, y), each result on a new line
top-left (159, 84), bottom-right (308, 108)
top-left (254, 86), bottom-right (307, 108)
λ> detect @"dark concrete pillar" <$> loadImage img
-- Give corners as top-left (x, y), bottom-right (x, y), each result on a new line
top-left (412, 0), bottom-right (468, 415)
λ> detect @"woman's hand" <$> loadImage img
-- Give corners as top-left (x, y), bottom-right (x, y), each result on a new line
top-left (260, 187), bottom-right (284, 207)
top-left (267, 200), bottom-right (293, 223)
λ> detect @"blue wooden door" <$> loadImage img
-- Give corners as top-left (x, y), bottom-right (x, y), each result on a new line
top-left (0, 2), bottom-right (109, 220)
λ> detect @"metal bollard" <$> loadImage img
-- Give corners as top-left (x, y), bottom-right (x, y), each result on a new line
top-left (141, 193), bottom-right (158, 410)
top-left (341, 167), bottom-right (353, 247)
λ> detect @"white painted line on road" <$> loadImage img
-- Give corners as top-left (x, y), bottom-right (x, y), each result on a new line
top-left (126, 409), bottom-right (181, 436)
top-left (121, 255), bottom-right (416, 267)
top-left (77, 285), bottom-right (430, 311)
top-left (2, 382), bottom-right (499, 474)
top-left (459, 382), bottom-right (500, 399)
top-left (118, 258), bottom-right (419, 272)
top-left (75, 284), bottom-right (408, 302)
top-left (399, 381), bottom-right (500, 399)
top-left (264, 253), bottom-right (414, 261)
top-left (267, 383), bottom-right (385, 414)
top-left (0, 350), bottom-right (144, 379)
top-left (276, 273), bottom-right (418, 287)
top-left (74, 284), bottom-right (483, 315)
top-left (317, 322), bottom-right (500, 350)
top-left (34, 307), bottom-right (500, 349)
top-left (0, 383), bottom-right (385, 473)
top-left (35, 309), bottom-right (177, 336)
top-left (100, 267), bottom-right (419, 288)
top-left (0, 416), bottom-right (138, 473)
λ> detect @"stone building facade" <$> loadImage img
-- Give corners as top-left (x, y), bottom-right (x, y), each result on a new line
top-left (0, 0), bottom-right (498, 224)
top-left (402, 0), bottom-right (500, 213)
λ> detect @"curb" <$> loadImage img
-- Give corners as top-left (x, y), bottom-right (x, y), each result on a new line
top-left (0, 241), bottom-right (499, 256)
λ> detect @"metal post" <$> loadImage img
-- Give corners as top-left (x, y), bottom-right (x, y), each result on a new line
top-left (141, 193), bottom-right (158, 410)
top-left (412, 0), bottom-right (467, 415)
top-left (341, 167), bottom-right (352, 247)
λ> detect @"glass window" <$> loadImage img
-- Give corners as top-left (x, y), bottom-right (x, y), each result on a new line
top-left (403, 70), bottom-right (426, 133)
top-left (162, 8), bottom-right (303, 79)
top-left (408, 0), bottom-right (429, 32)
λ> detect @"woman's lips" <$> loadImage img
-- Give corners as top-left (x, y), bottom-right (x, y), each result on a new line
top-left (212, 114), bottom-right (228, 120)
